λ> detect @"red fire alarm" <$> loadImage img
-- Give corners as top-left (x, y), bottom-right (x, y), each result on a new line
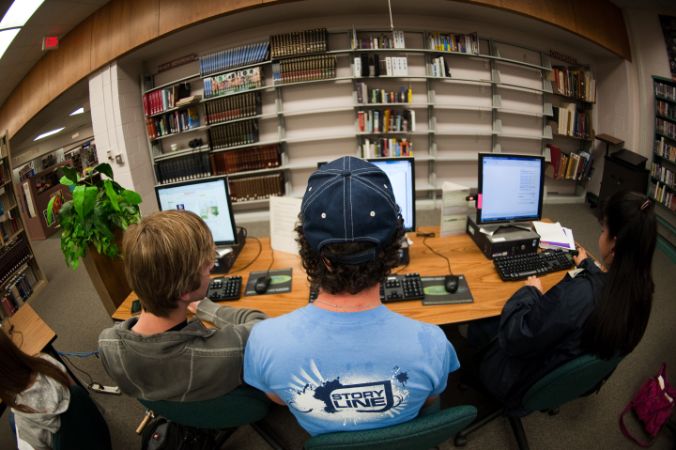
top-left (42, 36), bottom-right (59, 51)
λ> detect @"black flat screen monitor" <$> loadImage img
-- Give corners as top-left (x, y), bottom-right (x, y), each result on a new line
top-left (367, 157), bottom-right (416, 232)
top-left (155, 177), bottom-right (238, 246)
top-left (477, 153), bottom-right (544, 224)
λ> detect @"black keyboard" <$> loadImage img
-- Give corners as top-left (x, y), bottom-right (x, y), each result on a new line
top-left (207, 276), bottom-right (242, 301)
top-left (493, 249), bottom-right (575, 281)
top-left (380, 273), bottom-right (424, 303)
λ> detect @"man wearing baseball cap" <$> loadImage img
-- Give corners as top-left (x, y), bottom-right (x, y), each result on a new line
top-left (244, 156), bottom-right (459, 436)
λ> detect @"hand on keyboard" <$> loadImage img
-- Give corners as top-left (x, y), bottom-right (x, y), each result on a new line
top-left (524, 275), bottom-right (543, 294)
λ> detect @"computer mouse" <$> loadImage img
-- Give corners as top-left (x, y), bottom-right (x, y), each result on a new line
top-left (254, 276), bottom-right (272, 295)
top-left (444, 275), bottom-right (460, 294)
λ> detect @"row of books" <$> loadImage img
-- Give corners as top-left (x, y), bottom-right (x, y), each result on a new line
top-left (272, 55), bottom-right (336, 84)
top-left (0, 236), bottom-right (31, 286)
top-left (361, 137), bottom-right (414, 158)
top-left (552, 104), bottom-right (592, 139)
top-left (655, 81), bottom-right (676, 102)
top-left (651, 162), bottom-right (675, 187)
top-left (211, 145), bottom-right (281, 175)
top-left (545, 145), bottom-right (591, 181)
top-left (270, 28), bottom-right (327, 59)
top-left (143, 83), bottom-right (191, 116)
top-left (428, 55), bottom-right (451, 77)
top-left (0, 269), bottom-right (36, 319)
top-left (351, 30), bottom-right (406, 49)
top-left (355, 83), bottom-right (412, 104)
top-left (649, 181), bottom-right (676, 211)
top-left (228, 173), bottom-right (284, 203)
top-left (655, 137), bottom-right (676, 162)
top-left (203, 67), bottom-right (263, 98)
top-left (200, 41), bottom-right (269, 77)
top-left (0, 160), bottom-right (8, 185)
top-left (656, 117), bottom-right (676, 140)
top-left (155, 152), bottom-right (211, 185)
top-left (357, 109), bottom-right (416, 133)
top-left (204, 92), bottom-right (262, 125)
top-left (656, 99), bottom-right (676, 120)
top-left (353, 54), bottom-right (409, 77)
top-left (550, 66), bottom-right (596, 102)
top-left (426, 32), bottom-right (478, 54)
top-left (209, 119), bottom-right (259, 150)
top-left (0, 214), bottom-right (20, 245)
top-left (145, 106), bottom-right (201, 140)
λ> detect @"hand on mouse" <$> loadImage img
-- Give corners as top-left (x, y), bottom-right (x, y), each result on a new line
top-left (525, 275), bottom-right (543, 294)
top-left (573, 246), bottom-right (588, 266)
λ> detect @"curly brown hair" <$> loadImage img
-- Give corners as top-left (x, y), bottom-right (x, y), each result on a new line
top-left (296, 216), bottom-right (405, 295)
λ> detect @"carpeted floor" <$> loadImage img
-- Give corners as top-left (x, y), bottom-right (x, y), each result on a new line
top-left (0, 203), bottom-right (674, 449)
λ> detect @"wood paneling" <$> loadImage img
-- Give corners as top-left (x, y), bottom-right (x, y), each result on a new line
top-left (0, 0), bottom-right (631, 141)
top-left (158, 0), bottom-right (262, 36)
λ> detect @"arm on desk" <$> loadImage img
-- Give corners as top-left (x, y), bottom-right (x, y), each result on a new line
top-left (194, 299), bottom-right (267, 330)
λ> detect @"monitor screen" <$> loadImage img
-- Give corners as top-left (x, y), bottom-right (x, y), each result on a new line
top-left (477, 153), bottom-right (544, 224)
top-left (155, 177), bottom-right (238, 246)
top-left (367, 157), bottom-right (416, 231)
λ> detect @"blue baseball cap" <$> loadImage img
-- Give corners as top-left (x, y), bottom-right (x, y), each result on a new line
top-left (301, 156), bottom-right (401, 263)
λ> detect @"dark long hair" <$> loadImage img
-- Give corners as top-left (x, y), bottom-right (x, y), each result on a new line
top-left (0, 331), bottom-right (70, 412)
top-left (582, 190), bottom-right (657, 359)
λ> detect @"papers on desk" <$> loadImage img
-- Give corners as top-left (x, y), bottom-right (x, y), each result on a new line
top-left (532, 221), bottom-right (575, 251)
top-left (440, 181), bottom-right (472, 236)
top-left (270, 196), bottom-right (302, 254)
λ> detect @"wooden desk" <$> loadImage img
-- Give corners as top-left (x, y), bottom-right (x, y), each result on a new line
top-left (113, 227), bottom-right (568, 325)
top-left (4, 304), bottom-right (56, 355)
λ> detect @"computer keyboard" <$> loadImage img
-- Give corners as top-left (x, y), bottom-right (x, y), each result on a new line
top-left (380, 273), bottom-right (424, 303)
top-left (493, 249), bottom-right (575, 281)
top-left (207, 276), bottom-right (242, 301)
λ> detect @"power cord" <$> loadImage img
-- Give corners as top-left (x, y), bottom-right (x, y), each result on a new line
top-left (232, 233), bottom-right (262, 272)
top-left (419, 233), bottom-right (454, 275)
top-left (57, 351), bottom-right (121, 395)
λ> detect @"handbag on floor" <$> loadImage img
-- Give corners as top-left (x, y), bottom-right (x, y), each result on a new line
top-left (619, 363), bottom-right (676, 447)
top-left (141, 416), bottom-right (230, 450)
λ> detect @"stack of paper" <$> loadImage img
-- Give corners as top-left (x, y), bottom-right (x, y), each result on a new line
top-left (532, 221), bottom-right (575, 251)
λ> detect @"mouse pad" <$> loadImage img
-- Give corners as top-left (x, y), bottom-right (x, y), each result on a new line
top-left (421, 275), bottom-right (473, 305)
top-left (244, 268), bottom-right (293, 296)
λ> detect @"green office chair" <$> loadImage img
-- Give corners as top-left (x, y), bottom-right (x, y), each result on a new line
top-left (138, 385), bottom-right (284, 449)
top-left (454, 354), bottom-right (623, 450)
top-left (53, 384), bottom-right (112, 450)
top-left (304, 405), bottom-right (477, 450)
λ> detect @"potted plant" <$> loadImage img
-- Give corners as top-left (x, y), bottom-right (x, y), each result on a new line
top-left (46, 163), bottom-right (142, 314)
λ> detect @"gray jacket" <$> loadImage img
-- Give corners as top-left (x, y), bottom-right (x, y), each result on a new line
top-left (98, 299), bottom-right (267, 402)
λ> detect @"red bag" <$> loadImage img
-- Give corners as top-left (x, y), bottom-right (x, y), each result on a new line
top-left (620, 363), bottom-right (676, 447)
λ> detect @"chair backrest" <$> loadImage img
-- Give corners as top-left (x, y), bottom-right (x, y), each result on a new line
top-left (53, 384), bottom-right (112, 450)
top-left (521, 354), bottom-right (623, 413)
top-left (303, 405), bottom-right (477, 450)
top-left (138, 385), bottom-right (271, 429)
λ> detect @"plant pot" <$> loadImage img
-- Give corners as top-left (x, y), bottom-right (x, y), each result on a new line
top-left (82, 229), bottom-right (130, 316)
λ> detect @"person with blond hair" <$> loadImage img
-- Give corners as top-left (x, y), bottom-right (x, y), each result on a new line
top-left (98, 210), bottom-right (266, 401)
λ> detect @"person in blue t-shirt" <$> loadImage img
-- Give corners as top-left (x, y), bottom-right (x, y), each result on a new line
top-left (244, 156), bottom-right (459, 436)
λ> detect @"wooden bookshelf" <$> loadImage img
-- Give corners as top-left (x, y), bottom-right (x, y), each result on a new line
top-left (0, 131), bottom-right (48, 321)
top-left (650, 76), bottom-right (676, 261)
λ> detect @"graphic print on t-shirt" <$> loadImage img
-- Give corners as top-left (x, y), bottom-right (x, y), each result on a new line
top-left (287, 359), bottom-right (410, 426)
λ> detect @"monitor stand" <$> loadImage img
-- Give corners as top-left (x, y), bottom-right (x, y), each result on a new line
top-left (212, 227), bottom-right (247, 274)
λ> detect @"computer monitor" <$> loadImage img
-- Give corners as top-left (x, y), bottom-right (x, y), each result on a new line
top-left (154, 177), bottom-right (238, 246)
top-left (367, 157), bottom-right (416, 232)
top-left (476, 153), bottom-right (544, 225)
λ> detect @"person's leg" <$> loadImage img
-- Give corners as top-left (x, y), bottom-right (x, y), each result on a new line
top-left (467, 317), bottom-right (500, 349)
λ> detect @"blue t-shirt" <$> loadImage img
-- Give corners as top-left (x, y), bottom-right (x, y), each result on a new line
top-left (244, 305), bottom-right (459, 436)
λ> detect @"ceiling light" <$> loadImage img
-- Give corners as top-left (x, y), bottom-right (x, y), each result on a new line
top-left (0, 0), bottom-right (45, 29)
top-left (0, 28), bottom-right (20, 60)
top-left (34, 127), bottom-right (65, 141)
top-left (69, 107), bottom-right (85, 116)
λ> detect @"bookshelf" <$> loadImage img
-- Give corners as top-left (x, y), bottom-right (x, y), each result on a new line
top-left (140, 27), bottom-right (597, 211)
top-left (0, 132), bottom-right (47, 321)
top-left (650, 76), bottom-right (676, 260)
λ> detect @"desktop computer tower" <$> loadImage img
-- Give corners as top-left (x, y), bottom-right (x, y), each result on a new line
top-left (212, 227), bottom-right (247, 274)
top-left (466, 216), bottom-right (540, 259)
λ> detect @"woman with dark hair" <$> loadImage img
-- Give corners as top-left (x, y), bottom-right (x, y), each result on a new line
top-left (471, 190), bottom-right (657, 410)
top-left (0, 330), bottom-right (71, 449)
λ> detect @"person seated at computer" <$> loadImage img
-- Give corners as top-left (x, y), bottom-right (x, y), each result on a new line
top-left (468, 190), bottom-right (656, 411)
top-left (0, 330), bottom-right (72, 450)
top-left (243, 156), bottom-right (459, 436)
top-left (98, 210), bottom-right (266, 401)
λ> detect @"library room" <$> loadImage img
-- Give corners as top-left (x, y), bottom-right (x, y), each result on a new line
top-left (0, 0), bottom-right (674, 449)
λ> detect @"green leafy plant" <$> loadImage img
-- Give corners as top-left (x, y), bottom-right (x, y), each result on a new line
top-left (46, 163), bottom-right (142, 269)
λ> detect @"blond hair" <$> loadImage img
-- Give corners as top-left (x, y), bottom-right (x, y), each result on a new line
top-left (122, 210), bottom-right (214, 317)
